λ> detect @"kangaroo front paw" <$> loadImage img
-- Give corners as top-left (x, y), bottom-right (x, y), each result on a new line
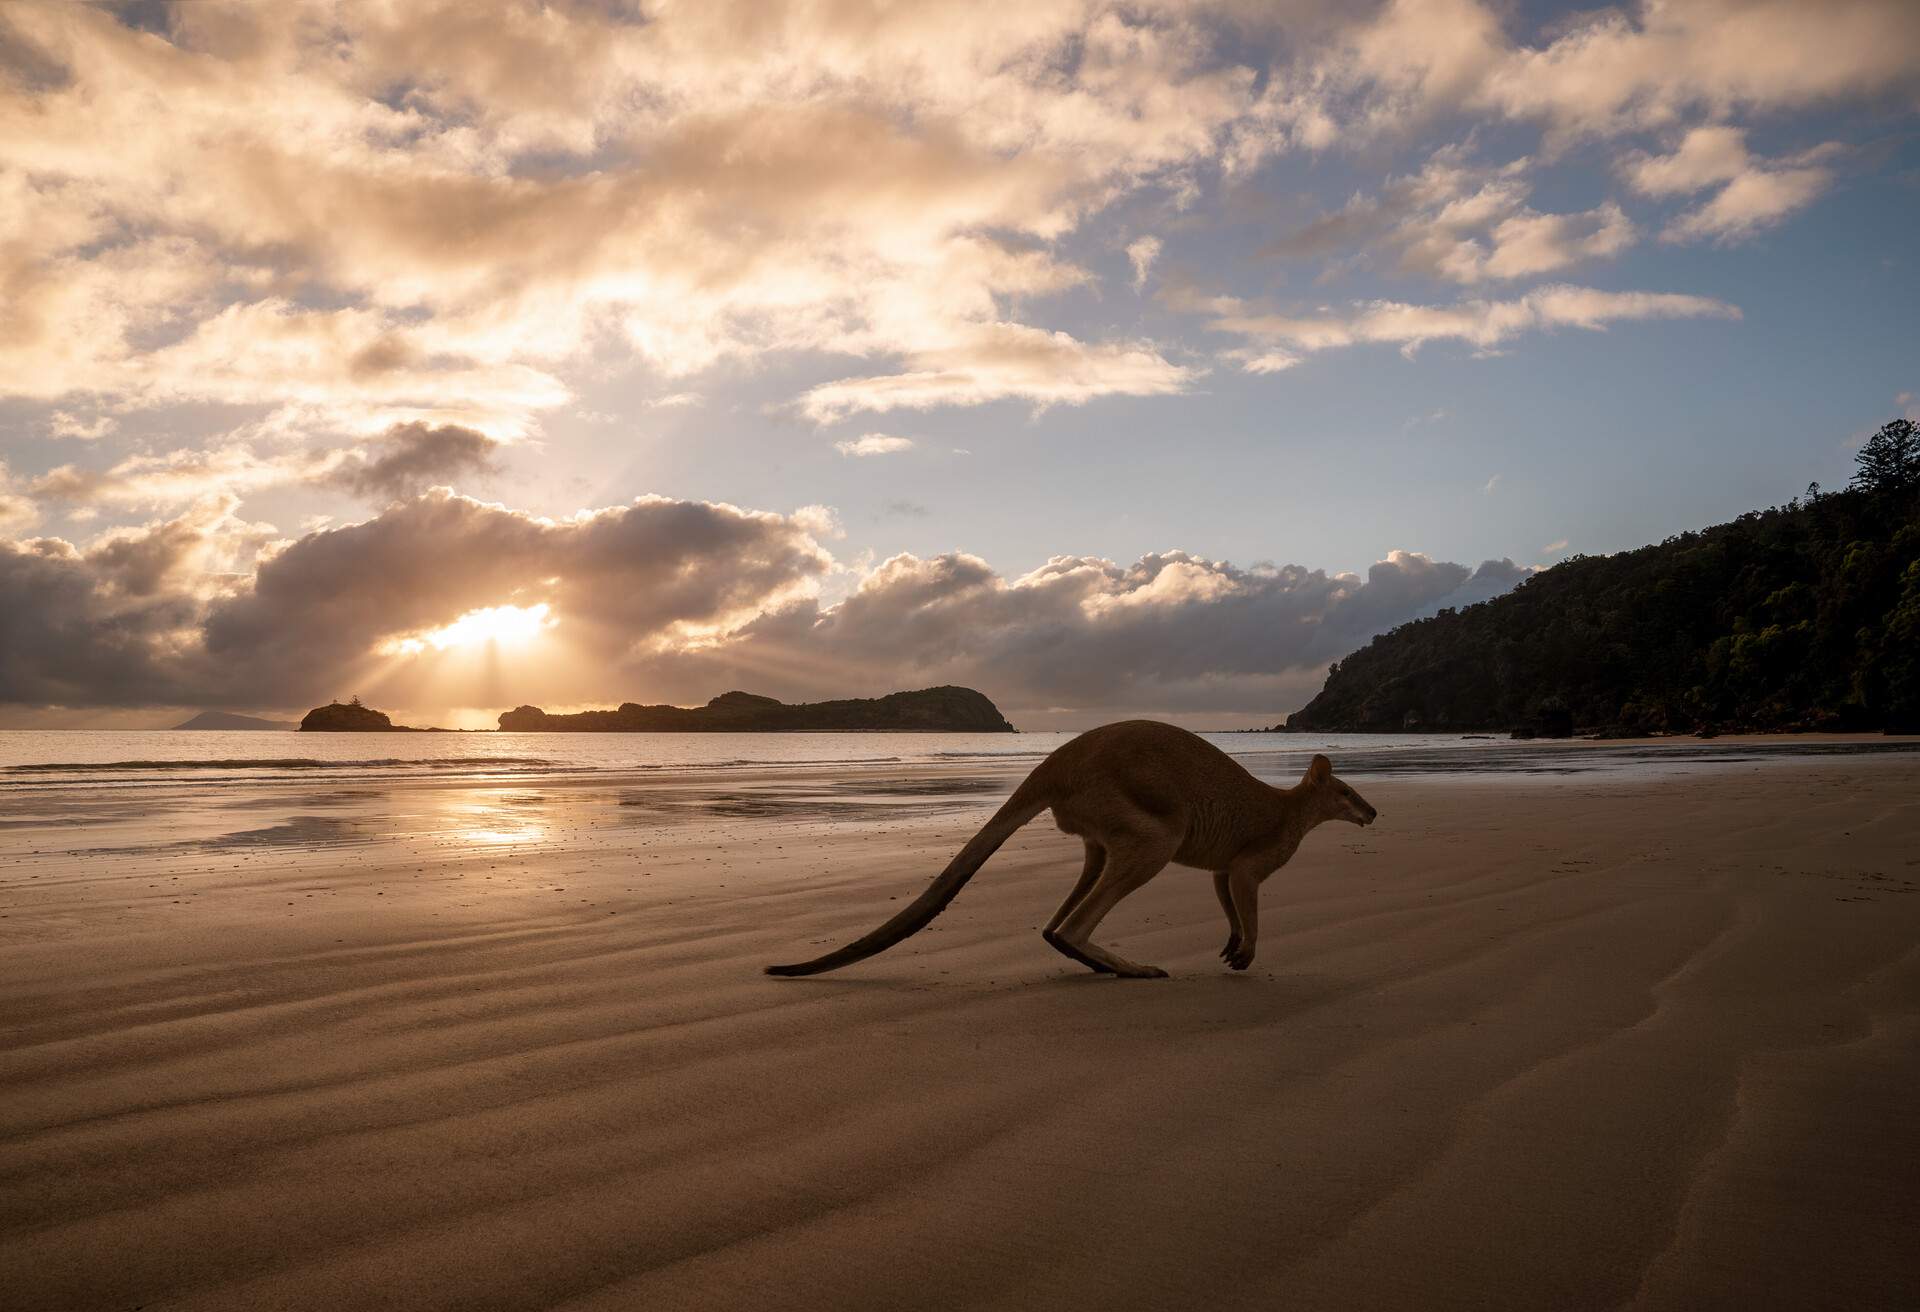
top-left (1226, 944), bottom-right (1255, 971)
top-left (1219, 934), bottom-right (1242, 962)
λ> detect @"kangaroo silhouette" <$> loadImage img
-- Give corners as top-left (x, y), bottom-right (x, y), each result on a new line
top-left (767, 720), bottom-right (1378, 979)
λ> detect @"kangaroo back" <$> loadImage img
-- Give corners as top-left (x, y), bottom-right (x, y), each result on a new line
top-left (765, 781), bottom-right (1049, 976)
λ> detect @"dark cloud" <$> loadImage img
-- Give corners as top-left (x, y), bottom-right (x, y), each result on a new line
top-left (625, 547), bottom-right (1521, 723)
top-left (0, 490), bottom-right (833, 710)
top-left (0, 531), bottom-right (207, 707)
top-left (329, 422), bottom-right (502, 500)
top-left (1425, 557), bottom-right (1532, 614)
top-left (199, 490), bottom-right (833, 701)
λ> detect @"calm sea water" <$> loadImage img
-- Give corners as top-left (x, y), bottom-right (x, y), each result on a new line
top-left (2, 728), bottom-right (1915, 791)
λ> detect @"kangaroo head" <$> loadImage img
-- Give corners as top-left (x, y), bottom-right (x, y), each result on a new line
top-left (1303, 754), bottom-right (1378, 827)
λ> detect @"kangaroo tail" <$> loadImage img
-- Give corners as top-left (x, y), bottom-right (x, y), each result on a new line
top-left (765, 783), bottom-right (1050, 977)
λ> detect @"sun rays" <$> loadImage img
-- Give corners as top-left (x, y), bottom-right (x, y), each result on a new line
top-left (379, 603), bottom-right (555, 656)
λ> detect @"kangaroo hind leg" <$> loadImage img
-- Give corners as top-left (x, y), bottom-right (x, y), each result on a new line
top-left (1213, 869), bottom-right (1243, 963)
top-left (1043, 839), bottom-right (1113, 974)
top-left (1052, 837), bottom-right (1175, 979)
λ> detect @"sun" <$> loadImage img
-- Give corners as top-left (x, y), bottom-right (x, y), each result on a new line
top-left (382, 603), bottom-right (555, 655)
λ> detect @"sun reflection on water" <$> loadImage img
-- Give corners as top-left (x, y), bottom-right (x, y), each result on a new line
top-left (438, 792), bottom-right (549, 850)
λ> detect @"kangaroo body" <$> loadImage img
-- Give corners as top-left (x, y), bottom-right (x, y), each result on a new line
top-left (766, 720), bottom-right (1377, 979)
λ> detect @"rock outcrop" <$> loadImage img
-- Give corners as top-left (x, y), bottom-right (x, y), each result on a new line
top-left (498, 686), bottom-right (1015, 732)
top-left (300, 701), bottom-right (403, 731)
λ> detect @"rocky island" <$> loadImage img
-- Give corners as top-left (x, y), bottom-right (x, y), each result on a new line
top-left (299, 700), bottom-right (436, 731)
top-left (497, 687), bottom-right (1016, 733)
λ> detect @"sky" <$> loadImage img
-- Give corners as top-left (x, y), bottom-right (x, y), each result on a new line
top-left (1, 0), bottom-right (1917, 730)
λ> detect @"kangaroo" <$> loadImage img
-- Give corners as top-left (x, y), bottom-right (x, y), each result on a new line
top-left (766, 720), bottom-right (1378, 979)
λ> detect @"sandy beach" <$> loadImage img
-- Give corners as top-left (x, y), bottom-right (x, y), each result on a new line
top-left (3, 753), bottom-right (1917, 1310)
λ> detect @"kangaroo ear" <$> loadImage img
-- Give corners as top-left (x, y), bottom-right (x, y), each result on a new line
top-left (1306, 754), bottom-right (1332, 783)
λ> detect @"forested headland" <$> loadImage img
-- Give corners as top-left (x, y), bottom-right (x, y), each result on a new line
top-left (1287, 420), bottom-right (1920, 736)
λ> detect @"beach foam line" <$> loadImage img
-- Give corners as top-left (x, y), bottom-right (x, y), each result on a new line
top-left (3, 756), bottom-right (563, 773)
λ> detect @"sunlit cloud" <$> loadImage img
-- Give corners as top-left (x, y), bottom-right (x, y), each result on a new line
top-left (798, 323), bottom-right (1200, 422)
top-left (380, 602), bottom-right (555, 655)
top-left (1126, 236), bottom-right (1163, 290)
top-left (1620, 128), bottom-right (1846, 244)
top-left (833, 434), bottom-right (917, 458)
top-left (1210, 284), bottom-right (1741, 366)
top-left (1267, 149), bottom-right (1636, 284)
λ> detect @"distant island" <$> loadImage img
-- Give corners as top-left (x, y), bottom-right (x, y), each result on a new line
top-left (173, 711), bottom-right (296, 731)
top-left (1285, 423), bottom-right (1919, 737)
top-left (299, 699), bottom-right (438, 732)
top-left (498, 687), bottom-right (1016, 733)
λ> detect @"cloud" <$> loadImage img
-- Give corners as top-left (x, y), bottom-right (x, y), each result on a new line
top-left (48, 411), bottom-right (117, 440)
top-left (1211, 283), bottom-right (1741, 366)
top-left (1259, 0), bottom-right (1918, 147)
top-left (1, 483), bottom-right (1529, 722)
top-left (1661, 158), bottom-right (1839, 244)
top-left (797, 322), bottom-right (1199, 422)
top-left (1244, 1), bottom-right (1918, 175)
top-left (0, 1), bottom-right (1263, 434)
top-left (833, 434), bottom-right (916, 458)
top-left (626, 546), bottom-right (1530, 723)
top-left (328, 423), bottom-right (503, 500)
top-left (200, 491), bottom-right (835, 699)
top-left (1621, 128), bottom-right (1844, 243)
top-left (1126, 236), bottom-right (1163, 290)
top-left (1619, 125), bottom-right (1753, 196)
top-left (2, 0), bottom-right (1901, 461)
top-left (1426, 556), bottom-right (1532, 612)
top-left (0, 496), bottom-right (276, 707)
top-left (28, 444), bottom-right (332, 510)
top-left (27, 421), bottom-right (505, 512)
top-left (1482, 473), bottom-right (1501, 494)
top-left (1542, 538), bottom-right (1569, 554)
top-left (1267, 150), bottom-right (1635, 284)
top-left (1480, 203), bottom-right (1636, 280)
top-left (0, 463), bottom-right (38, 535)
top-left (0, 489), bottom-right (836, 710)
top-left (1478, 0), bottom-right (1920, 139)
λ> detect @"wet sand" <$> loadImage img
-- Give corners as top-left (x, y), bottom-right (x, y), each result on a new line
top-left (2, 758), bottom-right (1918, 1310)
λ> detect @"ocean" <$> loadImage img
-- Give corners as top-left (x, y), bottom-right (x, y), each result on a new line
top-left (4, 728), bottom-right (1916, 791)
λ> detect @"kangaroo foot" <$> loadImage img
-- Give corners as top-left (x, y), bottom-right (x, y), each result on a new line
top-left (1058, 933), bottom-right (1168, 978)
top-left (1042, 929), bottom-right (1114, 974)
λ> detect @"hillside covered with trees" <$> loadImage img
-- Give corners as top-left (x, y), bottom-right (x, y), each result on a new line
top-left (1286, 420), bottom-right (1920, 736)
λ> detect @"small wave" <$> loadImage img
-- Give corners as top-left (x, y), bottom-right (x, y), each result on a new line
top-left (5, 756), bottom-right (561, 774)
top-left (927, 748), bottom-right (1049, 760)
top-left (626, 754), bottom-right (909, 770)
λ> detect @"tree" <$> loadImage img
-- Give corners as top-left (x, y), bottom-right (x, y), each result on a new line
top-left (1853, 419), bottom-right (1920, 494)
